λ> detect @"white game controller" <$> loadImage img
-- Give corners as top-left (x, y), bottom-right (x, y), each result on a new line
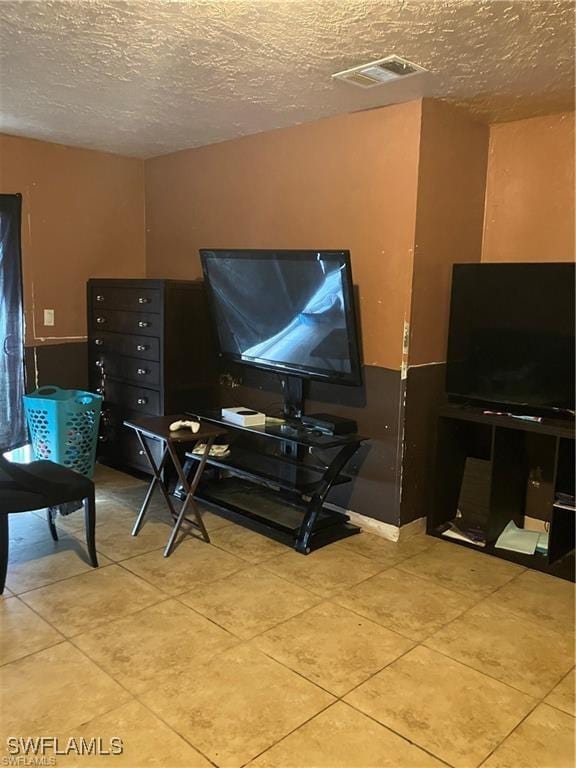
top-left (169, 419), bottom-right (200, 433)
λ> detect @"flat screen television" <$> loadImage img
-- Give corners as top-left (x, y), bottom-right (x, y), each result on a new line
top-left (200, 249), bottom-right (362, 386)
top-left (446, 263), bottom-right (575, 417)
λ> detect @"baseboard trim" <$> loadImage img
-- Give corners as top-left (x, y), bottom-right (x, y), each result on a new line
top-left (398, 516), bottom-right (427, 540)
top-left (348, 511), bottom-right (401, 542)
top-left (323, 501), bottom-right (398, 541)
top-left (324, 503), bottom-right (427, 543)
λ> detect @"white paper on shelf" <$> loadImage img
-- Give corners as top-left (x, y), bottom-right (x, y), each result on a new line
top-left (440, 521), bottom-right (485, 547)
top-left (441, 528), bottom-right (485, 547)
top-left (495, 521), bottom-right (540, 555)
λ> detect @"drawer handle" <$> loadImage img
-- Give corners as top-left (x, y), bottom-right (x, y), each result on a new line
top-left (96, 295), bottom-right (105, 302)
top-left (138, 321), bottom-right (150, 328)
top-left (96, 359), bottom-right (104, 368)
top-left (96, 317), bottom-right (106, 324)
top-left (136, 344), bottom-right (149, 352)
top-left (137, 397), bottom-right (148, 405)
top-left (137, 368), bottom-right (149, 376)
top-left (138, 297), bottom-right (150, 304)
top-left (94, 338), bottom-right (104, 346)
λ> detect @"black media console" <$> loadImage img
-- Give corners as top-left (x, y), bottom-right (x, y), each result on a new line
top-left (430, 404), bottom-right (575, 581)
top-left (181, 409), bottom-right (368, 554)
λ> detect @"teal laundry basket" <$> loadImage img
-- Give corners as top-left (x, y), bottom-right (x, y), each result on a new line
top-left (23, 386), bottom-right (103, 478)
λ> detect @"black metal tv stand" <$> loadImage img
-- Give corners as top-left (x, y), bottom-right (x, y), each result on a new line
top-left (182, 408), bottom-right (368, 554)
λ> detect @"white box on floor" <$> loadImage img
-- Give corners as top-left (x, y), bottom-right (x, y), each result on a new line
top-left (221, 406), bottom-right (266, 427)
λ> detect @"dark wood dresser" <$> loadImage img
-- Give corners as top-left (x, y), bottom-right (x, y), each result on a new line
top-left (87, 278), bottom-right (218, 474)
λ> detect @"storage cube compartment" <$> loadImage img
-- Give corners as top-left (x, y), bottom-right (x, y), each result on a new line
top-left (431, 406), bottom-right (575, 580)
top-left (429, 418), bottom-right (494, 547)
top-left (523, 432), bottom-right (557, 526)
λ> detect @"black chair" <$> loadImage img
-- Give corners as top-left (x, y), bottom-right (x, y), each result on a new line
top-left (0, 451), bottom-right (98, 593)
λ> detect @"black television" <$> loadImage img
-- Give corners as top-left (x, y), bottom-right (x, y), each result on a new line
top-left (446, 263), bottom-right (575, 417)
top-left (200, 249), bottom-right (362, 390)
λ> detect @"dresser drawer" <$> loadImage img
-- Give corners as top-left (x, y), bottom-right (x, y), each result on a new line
top-left (104, 381), bottom-right (161, 416)
top-left (92, 286), bottom-right (161, 313)
top-left (91, 309), bottom-right (161, 337)
top-left (90, 332), bottom-right (160, 362)
top-left (94, 355), bottom-right (161, 388)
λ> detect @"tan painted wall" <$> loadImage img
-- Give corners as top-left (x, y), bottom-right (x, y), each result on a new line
top-left (145, 101), bottom-right (423, 371)
top-left (483, 112), bottom-right (575, 263)
top-left (408, 100), bottom-right (489, 367)
top-left (0, 133), bottom-right (146, 346)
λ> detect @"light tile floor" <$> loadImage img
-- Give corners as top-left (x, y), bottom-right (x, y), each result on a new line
top-left (0, 464), bottom-right (574, 768)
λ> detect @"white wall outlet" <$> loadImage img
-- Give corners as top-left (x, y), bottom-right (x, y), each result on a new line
top-left (43, 309), bottom-right (55, 326)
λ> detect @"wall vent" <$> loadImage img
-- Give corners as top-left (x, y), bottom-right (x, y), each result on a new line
top-left (332, 55), bottom-right (427, 88)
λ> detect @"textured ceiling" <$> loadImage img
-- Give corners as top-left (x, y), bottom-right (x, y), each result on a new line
top-left (0, 0), bottom-right (574, 158)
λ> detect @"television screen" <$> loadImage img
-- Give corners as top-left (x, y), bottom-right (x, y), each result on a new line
top-left (200, 249), bottom-right (362, 385)
top-left (446, 263), bottom-right (575, 415)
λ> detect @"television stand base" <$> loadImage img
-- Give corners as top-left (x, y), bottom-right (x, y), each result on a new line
top-left (194, 477), bottom-right (360, 554)
top-left (181, 407), bottom-right (369, 554)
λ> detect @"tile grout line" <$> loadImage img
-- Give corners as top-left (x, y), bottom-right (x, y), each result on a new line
top-left (32, 534), bottom-right (225, 768)
top-left (13, 581), bottom-right (170, 645)
top-left (336, 639), bottom-right (419, 700)
top-left (421, 577), bottom-right (564, 639)
top-left (112, 547), bottom-right (253, 597)
top-left (475, 695), bottom-right (545, 767)
top-left (9, 484), bottom-right (574, 768)
top-left (339, 635), bottom-right (534, 768)
top-left (4, 618), bottom-right (448, 768)
top-left (0, 633), bottom-right (68, 669)
top-left (3, 621), bottom-right (447, 768)
top-left (257, 555), bottom-right (397, 597)
top-left (421, 597), bottom-right (575, 695)
top-left (170, 583), bottom-right (322, 641)
top-left (130, 699), bottom-right (222, 768)
top-left (62, 593), bottom-right (174, 640)
top-left (324, 589), bottom-right (471, 645)
top-left (7, 551), bottom-right (116, 597)
top-left (248, 594), bottom-right (416, 652)
top-left (56, 639), bottom-right (222, 768)
top-left (238, 620), bottom-right (457, 768)
top-left (237, 698), bottom-right (340, 768)
top-left (393, 559), bottom-right (526, 601)
top-left (318, 598), bottom-right (571, 710)
top-left (6, 515), bottom-right (531, 664)
top-left (65, 591), bottom-right (421, 760)
top-left (2, 638), bottom-right (144, 747)
top-left (314, 579), bottom-right (572, 768)
top-left (337, 699), bottom-right (457, 768)
top-left (335, 541), bottom-right (525, 604)
top-left (540, 666), bottom-right (576, 719)
top-left (240, 638), bottom-right (341, 700)
top-left (67, 621), bottom-right (240, 700)
top-left (417, 643), bottom-right (546, 702)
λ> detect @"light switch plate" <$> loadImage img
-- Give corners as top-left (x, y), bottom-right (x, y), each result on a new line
top-left (43, 309), bottom-right (55, 326)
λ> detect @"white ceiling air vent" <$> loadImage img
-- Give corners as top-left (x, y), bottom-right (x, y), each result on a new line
top-left (332, 55), bottom-right (427, 88)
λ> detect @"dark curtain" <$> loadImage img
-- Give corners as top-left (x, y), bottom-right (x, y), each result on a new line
top-left (0, 194), bottom-right (26, 451)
